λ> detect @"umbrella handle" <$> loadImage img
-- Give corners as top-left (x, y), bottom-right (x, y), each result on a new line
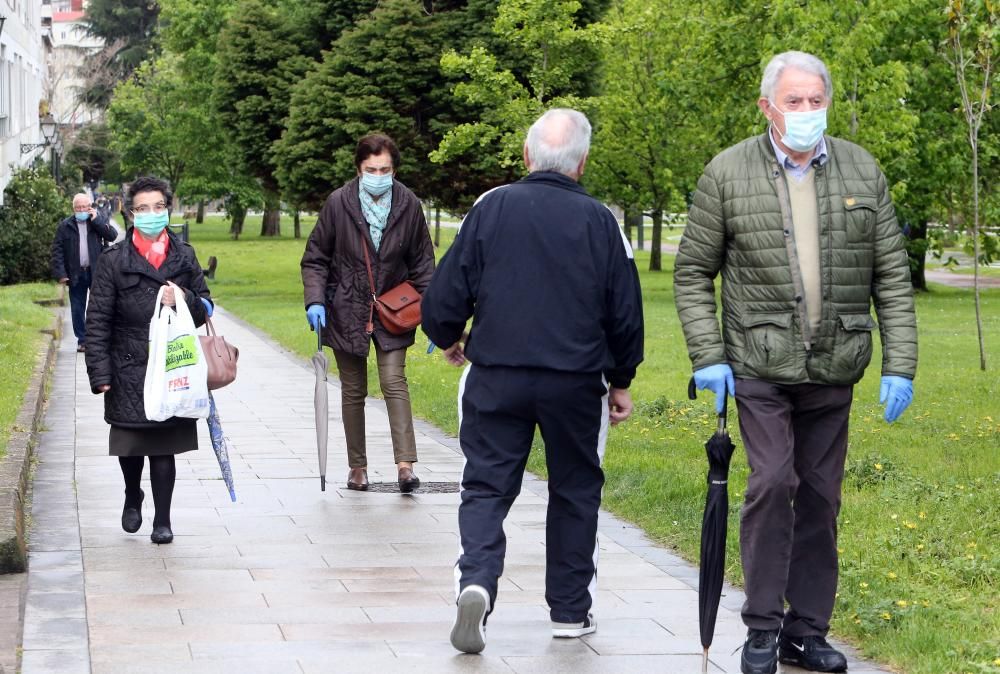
top-left (689, 377), bottom-right (729, 434)
top-left (317, 330), bottom-right (323, 353)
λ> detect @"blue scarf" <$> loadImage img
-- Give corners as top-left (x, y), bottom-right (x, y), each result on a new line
top-left (359, 183), bottom-right (392, 252)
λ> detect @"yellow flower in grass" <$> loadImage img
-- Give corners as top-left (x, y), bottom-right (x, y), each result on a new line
top-left (921, 600), bottom-right (930, 608)
top-left (967, 541), bottom-right (977, 549)
top-left (896, 600), bottom-right (908, 608)
top-left (890, 514), bottom-right (898, 520)
top-left (904, 521), bottom-right (917, 530)
top-left (887, 572), bottom-right (898, 580)
top-left (916, 544), bottom-right (925, 551)
top-left (918, 511), bottom-right (926, 519)
top-left (874, 463), bottom-right (883, 471)
top-left (993, 657), bottom-right (1000, 667)
top-left (880, 612), bottom-right (892, 621)
top-left (860, 581), bottom-right (869, 588)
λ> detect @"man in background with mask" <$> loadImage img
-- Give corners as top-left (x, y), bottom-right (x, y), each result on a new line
top-left (51, 192), bottom-right (119, 352)
top-left (674, 51), bottom-right (917, 674)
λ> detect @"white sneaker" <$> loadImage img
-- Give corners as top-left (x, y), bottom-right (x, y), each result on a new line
top-left (552, 613), bottom-right (596, 638)
top-left (450, 585), bottom-right (490, 654)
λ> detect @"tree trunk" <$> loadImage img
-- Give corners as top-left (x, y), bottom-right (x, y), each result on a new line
top-left (294, 210), bottom-right (301, 239)
top-left (260, 192), bottom-right (281, 237)
top-left (906, 220), bottom-right (928, 292)
top-left (637, 212), bottom-right (645, 251)
top-left (649, 209), bottom-right (663, 271)
top-left (196, 200), bottom-right (205, 224)
top-left (624, 207), bottom-right (642, 246)
top-left (434, 207), bottom-right (441, 247)
top-left (229, 206), bottom-right (246, 241)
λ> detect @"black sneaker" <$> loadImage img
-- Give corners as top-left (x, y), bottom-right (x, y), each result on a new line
top-left (778, 634), bottom-right (848, 672)
top-left (741, 628), bottom-right (779, 674)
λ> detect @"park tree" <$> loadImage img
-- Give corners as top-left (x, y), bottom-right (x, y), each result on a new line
top-left (63, 122), bottom-right (122, 189)
top-left (276, 0), bottom-right (501, 213)
top-left (586, 0), bottom-right (718, 271)
top-left (215, 0), bottom-right (312, 236)
top-left (79, 0), bottom-right (161, 109)
top-left (430, 0), bottom-right (605, 212)
top-left (107, 56), bottom-right (227, 204)
top-left (945, 0), bottom-right (998, 370)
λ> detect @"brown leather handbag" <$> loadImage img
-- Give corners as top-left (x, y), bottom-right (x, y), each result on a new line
top-left (200, 316), bottom-right (239, 389)
top-left (361, 233), bottom-right (422, 336)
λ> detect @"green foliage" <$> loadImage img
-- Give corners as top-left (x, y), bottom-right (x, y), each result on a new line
top-left (276, 0), bottom-right (502, 211)
top-left (106, 56), bottom-right (228, 201)
top-left (79, 0), bottom-right (162, 109)
top-left (64, 122), bottom-right (122, 189)
top-left (431, 0), bottom-right (601, 193)
top-left (0, 168), bottom-right (65, 285)
top-left (0, 283), bottom-right (59, 458)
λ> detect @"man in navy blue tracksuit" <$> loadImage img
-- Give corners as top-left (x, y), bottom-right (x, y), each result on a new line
top-left (422, 108), bottom-right (644, 654)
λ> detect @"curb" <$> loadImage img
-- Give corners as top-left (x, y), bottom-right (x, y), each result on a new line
top-left (0, 297), bottom-right (61, 573)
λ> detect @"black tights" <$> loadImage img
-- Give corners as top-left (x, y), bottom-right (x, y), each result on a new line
top-left (119, 455), bottom-right (176, 529)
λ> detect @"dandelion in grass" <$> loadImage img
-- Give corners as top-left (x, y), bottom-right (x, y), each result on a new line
top-left (887, 572), bottom-right (898, 579)
top-left (904, 521), bottom-right (916, 530)
top-left (874, 463), bottom-right (883, 471)
top-left (880, 612), bottom-right (892, 621)
top-left (921, 600), bottom-right (930, 608)
top-left (967, 541), bottom-right (977, 548)
top-left (918, 511), bottom-right (926, 519)
top-left (896, 600), bottom-right (908, 608)
top-left (859, 581), bottom-right (869, 588)
top-left (916, 544), bottom-right (924, 551)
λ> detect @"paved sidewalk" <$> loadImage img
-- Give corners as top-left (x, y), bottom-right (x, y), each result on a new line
top-left (20, 307), bottom-right (889, 674)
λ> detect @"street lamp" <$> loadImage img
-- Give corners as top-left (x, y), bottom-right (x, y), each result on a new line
top-left (20, 114), bottom-right (59, 154)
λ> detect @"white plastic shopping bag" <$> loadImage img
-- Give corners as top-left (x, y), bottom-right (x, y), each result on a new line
top-left (143, 286), bottom-right (210, 421)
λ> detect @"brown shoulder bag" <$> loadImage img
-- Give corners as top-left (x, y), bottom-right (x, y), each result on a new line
top-left (361, 233), bottom-right (421, 336)
top-left (200, 316), bottom-right (239, 389)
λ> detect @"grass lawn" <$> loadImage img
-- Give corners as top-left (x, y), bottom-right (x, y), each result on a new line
top-left (0, 283), bottom-right (60, 459)
top-left (190, 214), bottom-right (999, 674)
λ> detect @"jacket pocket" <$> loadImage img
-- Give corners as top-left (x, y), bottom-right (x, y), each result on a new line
top-left (844, 195), bottom-right (877, 243)
top-left (831, 313), bottom-right (875, 382)
top-left (742, 311), bottom-right (795, 380)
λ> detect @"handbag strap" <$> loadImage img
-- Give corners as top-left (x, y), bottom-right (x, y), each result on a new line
top-left (204, 315), bottom-right (217, 337)
top-left (360, 232), bottom-right (376, 335)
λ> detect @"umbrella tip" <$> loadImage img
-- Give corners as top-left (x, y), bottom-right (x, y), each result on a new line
top-left (702, 648), bottom-right (709, 673)
top-left (321, 475), bottom-right (326, 491)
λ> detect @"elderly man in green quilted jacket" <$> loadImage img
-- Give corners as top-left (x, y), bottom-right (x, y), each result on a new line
top-left (674, 51), bottom-right (917, 674)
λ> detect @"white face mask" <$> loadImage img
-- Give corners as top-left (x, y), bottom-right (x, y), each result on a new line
top-left (770, 102), bottom-right (827, 152)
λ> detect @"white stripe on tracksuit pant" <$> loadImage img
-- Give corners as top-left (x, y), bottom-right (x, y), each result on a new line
top-left (453, 364), bottom-right (609, 623)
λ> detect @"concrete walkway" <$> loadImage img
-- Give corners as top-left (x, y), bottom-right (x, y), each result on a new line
top-left (19, 307), bottom-right (889, 674)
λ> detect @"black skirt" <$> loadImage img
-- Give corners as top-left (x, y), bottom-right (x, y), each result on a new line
top-left (109, 420), bottom-right (199, 457)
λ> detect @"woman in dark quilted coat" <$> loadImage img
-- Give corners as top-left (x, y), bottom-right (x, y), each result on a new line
top-left (85, 176), bottom-right (212, 545)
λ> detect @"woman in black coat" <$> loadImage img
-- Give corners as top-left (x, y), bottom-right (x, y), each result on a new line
top-left (85, 176), bottom-right (213, 545)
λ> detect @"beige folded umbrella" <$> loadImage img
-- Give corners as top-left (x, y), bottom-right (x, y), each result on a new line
top-left (312, 330), bottom-right (329, 491)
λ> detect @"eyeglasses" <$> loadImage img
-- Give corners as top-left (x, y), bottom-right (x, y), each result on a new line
top-left (73, 204), bottom-right (93, 212)
top-left (132, 203), bottom-right (168, 215)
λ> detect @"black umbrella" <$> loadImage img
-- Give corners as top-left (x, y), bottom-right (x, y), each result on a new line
top-left (688, 377), bottom-right (737, 672)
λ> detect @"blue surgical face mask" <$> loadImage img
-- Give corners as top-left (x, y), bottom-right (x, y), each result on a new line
top-left (360, 172), bottom-right (393, 197)
top-left (74, 211), bottom-right (90, 222)
top-left (133, 211), bottom-right (169, 237)
top-left (770, 102), bottom-right (827, 153)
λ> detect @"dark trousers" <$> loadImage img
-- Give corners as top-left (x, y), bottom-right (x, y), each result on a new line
top-left (69, 268), bottom-right (91, 345)
top-left (735, 378), bottom-right (853, 637)
top-left (455, 365), bottom-right (608, 624)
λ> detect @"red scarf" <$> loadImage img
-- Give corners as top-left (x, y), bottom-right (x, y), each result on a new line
top-left (131, 229), bottom-right (170, 270)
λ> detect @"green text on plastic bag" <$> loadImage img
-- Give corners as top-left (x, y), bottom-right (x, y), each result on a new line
top-left (165, 335), bottom-right (199, 372)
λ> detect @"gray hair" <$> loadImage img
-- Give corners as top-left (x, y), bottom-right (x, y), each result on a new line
top-left (524, 108), bottom-right (592, 175)
top-left (760, 51), bottom-right (833, 101)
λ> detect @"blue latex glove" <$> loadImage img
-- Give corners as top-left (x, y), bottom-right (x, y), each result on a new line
top-left (200, 298), bottom-right (214, 317)
top-left (306, 304), bottom-right (326, 331)
top-left (879, 375), bottom-right (913, 423)
top-left (694, 363), bottom-right (735, 414)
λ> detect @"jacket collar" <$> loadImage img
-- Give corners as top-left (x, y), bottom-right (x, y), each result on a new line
top-left (121, 228), bottom-right (190, 282)
top-left (521, 170), bottom-right (588, 194)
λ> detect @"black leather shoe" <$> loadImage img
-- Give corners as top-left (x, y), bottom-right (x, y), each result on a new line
top-left (779, 634), bottom-right (848, 672)
top-left (398, 466), bottom-right (420, 493)
top-left (347, 468), bottom-right (369, 491)
top-left (741, 628), bottom-right (778, 674)
top-left (121, 489), bottom-right (144, 533)
top-left (150, 526), bottom-right (173, 544)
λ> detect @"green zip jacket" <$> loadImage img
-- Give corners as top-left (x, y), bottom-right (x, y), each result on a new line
top-left (674, 133), bottom-right (917, 385)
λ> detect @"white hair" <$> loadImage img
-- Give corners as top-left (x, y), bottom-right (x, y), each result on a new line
top-left (760, 51), bottom-right (833, 101)
top-left (524, 108), bottom-right (592, 176)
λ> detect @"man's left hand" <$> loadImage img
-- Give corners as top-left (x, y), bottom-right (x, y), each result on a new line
top-left (608, 387), bottom-right (633, 425)
top-left (879, 375), bottom-right (913, 423)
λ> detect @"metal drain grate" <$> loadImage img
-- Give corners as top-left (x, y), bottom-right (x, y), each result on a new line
top-left (357, 481), bottom-right (461, 494)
